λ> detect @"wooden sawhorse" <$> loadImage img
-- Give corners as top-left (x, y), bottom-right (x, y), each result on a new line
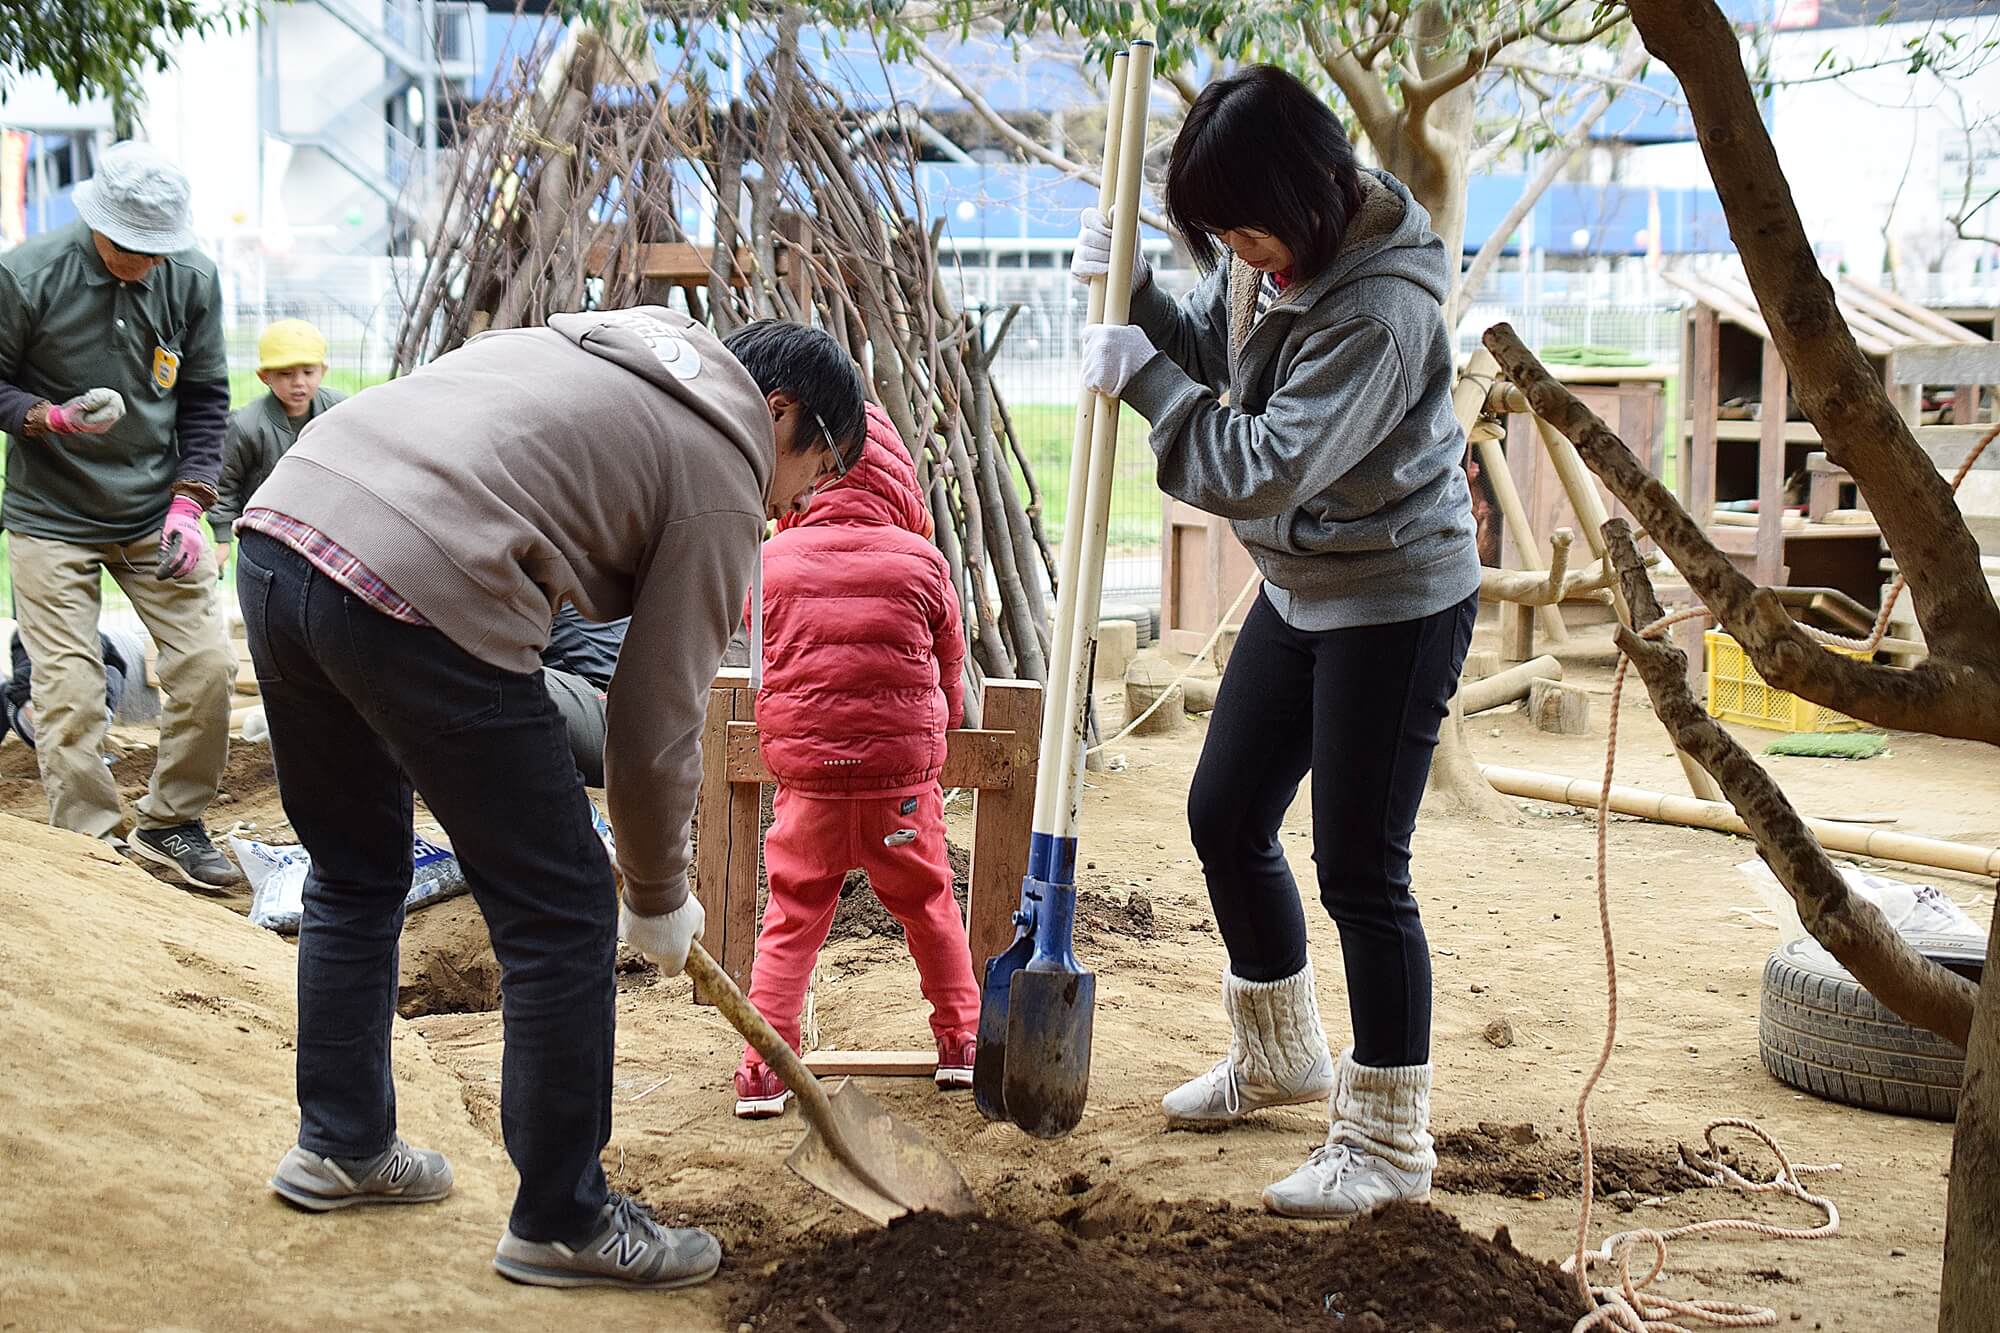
top-left (690, 669), bottom-right (1043, 1076)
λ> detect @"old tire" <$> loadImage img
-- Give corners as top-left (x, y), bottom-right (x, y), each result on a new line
top-left (1758, 932), bottom-right (1984, 1121)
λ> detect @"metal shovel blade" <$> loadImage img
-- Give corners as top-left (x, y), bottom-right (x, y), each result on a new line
top-left (784, 1077), bottom-right (981, 1225)
top-left (1000, 965), bottom-right (1095, 1139)
top-left (684, 942), bottom-right (977, 1226)
top-left (974, 932), bottom-right (1035, 1121)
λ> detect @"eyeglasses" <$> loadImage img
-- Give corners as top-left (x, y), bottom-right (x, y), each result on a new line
top-left (814, 412), bottom-right (849, 482)
top-left (105, 238), bottom-right (165, 260)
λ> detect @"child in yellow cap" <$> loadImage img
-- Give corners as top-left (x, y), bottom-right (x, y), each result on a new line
top-left (212, 319), bottom-right (346, 568)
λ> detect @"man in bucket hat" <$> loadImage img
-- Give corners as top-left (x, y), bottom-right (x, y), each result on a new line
top-left (0, 139), bottom-right (241, 888)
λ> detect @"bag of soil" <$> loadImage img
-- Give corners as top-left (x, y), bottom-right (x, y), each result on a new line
top-left (235, 832), bottom-right (469, 934)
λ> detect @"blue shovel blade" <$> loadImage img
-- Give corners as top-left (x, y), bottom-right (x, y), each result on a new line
top-left (973, 932), bottom-right (1034, 1122)
top-left (1001, 964), bottom-right (1095, 1139)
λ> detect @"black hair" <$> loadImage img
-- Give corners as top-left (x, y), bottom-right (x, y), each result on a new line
top-left (721, 320), bottom-right (867, 465)
top-left (1164, 64), bottom-right (1366, 280)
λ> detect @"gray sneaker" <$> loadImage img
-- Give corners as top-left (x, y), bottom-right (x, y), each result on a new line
top-left (270, 1138), bottom-right (454, 1211)
top-left (494, 1193), bottom-right (722, 1290)
top-left (130, 822), bottom-right (245, 889)
top-left (1261, 1142), bottom-right (1431, 1219)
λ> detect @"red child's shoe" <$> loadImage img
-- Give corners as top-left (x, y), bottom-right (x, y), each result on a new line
top-left (734, 1058), bottom-right (792, 1119)
top-left (934, 1032), bottom-right (976, 1090)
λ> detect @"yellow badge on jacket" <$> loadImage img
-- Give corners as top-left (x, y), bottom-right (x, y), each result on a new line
top-left (152, 346), bottom-right (180, 391)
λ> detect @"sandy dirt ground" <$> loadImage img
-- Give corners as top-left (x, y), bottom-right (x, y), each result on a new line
top-left (0, 623), bottom-right (1992, 1331)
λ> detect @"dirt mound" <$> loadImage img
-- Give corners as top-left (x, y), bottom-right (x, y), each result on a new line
top-left (0, 811), bottom-right (673, 1329)
top-left (1077, 887), bottom-right (1157, 942)
top-left (1435, 1121), bottom-right (1703, 1206)
top-left (0, 734), bottom-right (280, 824)
top-left (397, 895), bottom-right (661, 1017)
top-left (737, 1200), bottom-right (1584, 1333)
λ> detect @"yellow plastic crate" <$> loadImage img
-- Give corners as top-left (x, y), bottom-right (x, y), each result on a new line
top-left (1704, 630), bottom-right (1866, 733)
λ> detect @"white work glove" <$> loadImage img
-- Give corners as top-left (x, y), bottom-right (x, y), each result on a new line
top-left (45, 388), bottom-right (126, 435)
top-left (1070, 206), bottom-right (1150, 298)
top-left (1080, 323), bottom-right (1158, 399)
top-left (619, 894), bottom-right (705, 977)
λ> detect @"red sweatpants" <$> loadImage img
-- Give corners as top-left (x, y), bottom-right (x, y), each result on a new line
top-left (744, 784), bottom-right (980, 1059)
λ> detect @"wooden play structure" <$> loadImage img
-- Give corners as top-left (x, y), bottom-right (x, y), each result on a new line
top-left (689, 668), bottom-right (1043, 1077)
top-left (1665, 269), bottom-right (2000, 604)
top-left (1160, 502), bottom-right (1259, 655)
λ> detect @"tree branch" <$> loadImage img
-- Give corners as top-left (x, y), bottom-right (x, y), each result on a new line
top-left (1626, 0), bottom-right (2000, 670)
top-left (1305, 20), bottom-right (1400, 147)
top-left (1403, 0), bottom-right (1599, 115)
top-left (1485, 323), bottom-right (2000, 745)
top-left (914, 45), bottom-right (1172, 235)
top-left (1602, 520), bottom-right (1977, 1049)
top-left (1490, 54), bottom-right (1679, 104)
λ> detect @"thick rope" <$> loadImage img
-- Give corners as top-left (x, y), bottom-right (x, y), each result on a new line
top-left (1568, 612), bottom-right (1842, 1332)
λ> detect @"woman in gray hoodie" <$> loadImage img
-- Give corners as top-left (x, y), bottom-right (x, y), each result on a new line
top-left (1076, 65), bottom-right (1479, 1219)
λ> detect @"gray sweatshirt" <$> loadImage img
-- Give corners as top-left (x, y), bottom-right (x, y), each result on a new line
top-left (249, 308), bottom-right (772, 917)
top-left (1124, 169), bottom-right (1479, 631)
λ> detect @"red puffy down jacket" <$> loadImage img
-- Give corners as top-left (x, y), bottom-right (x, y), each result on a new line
top-left (754, 403), bottom-right (966, 796)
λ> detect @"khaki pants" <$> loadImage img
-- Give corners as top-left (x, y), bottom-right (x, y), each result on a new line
top-left (8, 531), bottom-right (234, 838)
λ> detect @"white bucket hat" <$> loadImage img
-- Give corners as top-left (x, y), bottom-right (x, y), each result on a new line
top-left (74, 140), bottom-right (196, 256)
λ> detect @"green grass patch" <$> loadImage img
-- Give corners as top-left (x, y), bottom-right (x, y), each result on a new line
top-left (1004, 401), bottom-right (1162, 553)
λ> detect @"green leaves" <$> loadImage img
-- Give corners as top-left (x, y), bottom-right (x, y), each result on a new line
top-left (0, 0), bottom-right (253, 104)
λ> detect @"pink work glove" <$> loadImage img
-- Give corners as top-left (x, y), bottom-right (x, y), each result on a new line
top-left (157, 496), bottom-right (209, 581)
top-left (45, 388), bottom-right (125, 435)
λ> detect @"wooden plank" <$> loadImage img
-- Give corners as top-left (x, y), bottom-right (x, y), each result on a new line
top-left (1686, 302), bottom-right (1721, 696)
top-left (722, 688), bottom-right (761, 995)
top-left (968, 679), bottom-right (1042, 974)
top-left (690, 684), bottom-right (736, 1007)
top-left (1842, 275), bottom-right (1990, 343)
top-left (1662, 271), bottom-right (1773, 342)
top-left (724, 722), bottom-right (1021, 789)
top-left (801, 1050), bottom-right (937, 1077)
top-left (583, 240), bottom-right (750, 284)
top-left (1755, 339), bottom-right (1789, 588)
top-left (1884, 342), bottom-right (2000, 387)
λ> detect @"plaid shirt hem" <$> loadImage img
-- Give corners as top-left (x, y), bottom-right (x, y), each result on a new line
top-left (239, 508), bottom-right (430, 627)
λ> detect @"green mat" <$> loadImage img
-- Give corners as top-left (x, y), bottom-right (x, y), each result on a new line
top-left (1538, 344), bottom-right (1651, 368)
top-left (1765, 732), bottom-right (1888, 760)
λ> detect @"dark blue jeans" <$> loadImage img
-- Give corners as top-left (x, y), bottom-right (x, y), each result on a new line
top-left (1187, 589), bottom-right (1476, 1068)
top-left (236, 531), bottom-right (615, 1244)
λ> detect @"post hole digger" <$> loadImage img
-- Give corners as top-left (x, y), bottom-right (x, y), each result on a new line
top-left (975, 38), bottom-right (1155, 1140)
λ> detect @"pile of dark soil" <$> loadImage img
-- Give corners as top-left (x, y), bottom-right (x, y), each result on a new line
top-left (1076, 887), bottom-right (1157, 942)
top-left (735, 1200), bottom-right (1584, 1333)
top-left (1434, 1121), bottom-right (1703, 1207)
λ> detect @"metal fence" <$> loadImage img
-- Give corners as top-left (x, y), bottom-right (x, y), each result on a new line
top-left (2, 249), bottom-right (1693, 626)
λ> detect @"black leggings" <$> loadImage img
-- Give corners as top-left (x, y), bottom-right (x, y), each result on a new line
top-left (1187, 589), bottom-right (1475, 1067)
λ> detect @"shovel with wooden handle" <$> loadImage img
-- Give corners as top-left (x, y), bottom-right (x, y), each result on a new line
top-left (683, 942), bottom-right (978, 1225)
top-left (974, 37), bottom-right (1154, 1140)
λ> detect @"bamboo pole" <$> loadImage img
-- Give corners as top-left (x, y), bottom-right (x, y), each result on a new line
top-left (1460, 655), bottom-right (1563, 716)
top-left (1460, 349), bottom-right (1567, 643)
top-left (1481, 764), bottom-right (2000, 878)
top-left (1048, 38), bottom-right (1154, 839)
top-left (1030, 50), bottom-right (1129, 835)
top-left (1531, 413), bottom-right (1726, 803)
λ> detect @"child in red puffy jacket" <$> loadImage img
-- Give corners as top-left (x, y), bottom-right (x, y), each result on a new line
top-left (734, 402), bottom-right (978, 1117)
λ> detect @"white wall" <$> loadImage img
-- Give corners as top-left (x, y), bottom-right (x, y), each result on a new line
top-left (140, 25), bottom-right (260, 240)
top-left (1765, 16), bottom-right (2000, 286)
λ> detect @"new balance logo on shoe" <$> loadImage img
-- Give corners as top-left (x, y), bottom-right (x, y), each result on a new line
top-left (382, 1153), bottom-right (411, 1186)
top-left (599, 1232), bottom-right (649, 1269)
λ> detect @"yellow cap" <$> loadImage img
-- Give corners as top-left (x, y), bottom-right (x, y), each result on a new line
top-left (258, 318), bottom-right (328, 371)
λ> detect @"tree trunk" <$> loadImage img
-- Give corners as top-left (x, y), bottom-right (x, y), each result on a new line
top-left (1940, 900), bottom-right (1998, 1333)
top-left (1423, 697), bottom-right (1524, 823)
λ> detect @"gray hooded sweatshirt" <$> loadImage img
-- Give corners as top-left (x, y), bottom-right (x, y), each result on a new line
top-left (1124, 168), bottom-right (1479, 631)
top-left (249, 307), bottom-right (772, 917)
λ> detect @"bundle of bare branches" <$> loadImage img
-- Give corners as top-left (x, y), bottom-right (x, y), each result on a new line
top-left (393, 8), bottom-right (1055, 701)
